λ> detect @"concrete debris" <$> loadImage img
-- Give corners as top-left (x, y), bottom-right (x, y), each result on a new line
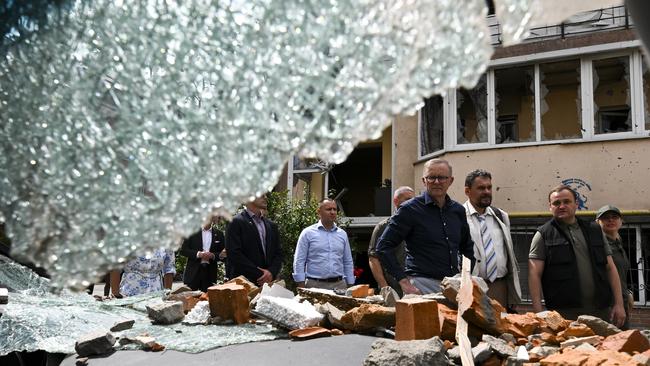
top-left (109, 319), bottom-right (135, 332)
top-left (379, 287), bottom-right (400, 307)
top-left (183, 301), bottom-right (211, 325)
top-left (363, 337), bottom-right (451, 366)
top-left (441, 275), bottom-right (488, 305)
top-left (516, 345), bottom-right (529, 361)
top-left (0, 287), bottom-right (7, 304)
top-left (166, 291), bottom-right (203, 313)
top-left (576, 315), bottom-right (620, 337)
top-left (341, 304), bottom-right (395, 332)
top-left (75, 357), bottom-right (88, 366)
top-left (574, 342), bottom-right (598, 352)
top-left (118, 335), bottom-right (165, 351)
top-left (395, 298), bottom-right (439, 341)
top-left (207, 283), bottom-right (250, 324)
top-left (447, 346), bottom-right (461, 362)
top-left (297, 287), bottom-right (382, 312)
top-left (483, 334), bottom-right (516, 358)
top-left (316, 302), bottom-right (346, 329)
top-left (472, 342), bottom-right (493, 364)
top-left (170, 285), bottom-right (193, 295)
top-left (528, 346), bottom-right (559, 362)
top-left (146, 301), bottom-right (185, 325)
top-left (74, 331), bottom-right (116, 357)
top-left (259, 282), bottom-right (295, 299)
top-left (254, 296), bottom-right (323, 330)
top-left (500, 333), bottom-right (517, 345)
top-left (559, 335), bottom-right (601, 349)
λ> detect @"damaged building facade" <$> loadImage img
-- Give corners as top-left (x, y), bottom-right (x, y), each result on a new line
top-left (278, 5), bottom-right (650, 327)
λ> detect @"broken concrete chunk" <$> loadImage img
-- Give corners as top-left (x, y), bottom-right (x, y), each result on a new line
top-left (363, 337), bottom-right (449, 366)
top-left (109, 319), bottom-right (135, 332)
top-left (259, 282), bottom-right (295, 299)
top-left (207, 283), bottom-right (250, 324)
top-left (500, 333), bottom-right (517, 345)
top-left (483, 334), bottom-right (516, 358)
top-left (472, 342), bottom-right (493, 364)
top-left (166, 291), bottom-right (203, 313)
top-left (340, 304), bottom-right (395, 332)
top-left (559, 335), bottom-right (601, 349)
top-left (516, 346), bottom-right (529, 361)
top-left (379, 287), bottom-right (399, 307)
top-left (346, 284), bottom-right (370, 298)
top-left (576, 315), bottom-right (620, 337)
top-left (183, 301), bottom-right (211, 325)
top-left (297, 287), bottom-right (381, 311)
top-left (600, 329), bottom-right (650, 354)
top-left (574, 343), bottom-right (598, 352)
top-left (288, 326), bottom-right (332, 340)
top-left (146, 300), bottom-right (185, 324)
top-left (395, 298), bottom-right (439, 341)
top-left (118, 335), bottom-right (165, 351)
top-left (447, 346), bottom-right (461, 362)
top-left (75, 331), bottom-right (116, 357)
top-left (318, 302), bottom-right (346, 329)
top-left (170, 285), bottom-right (192, 294)
top-left (254, 296), bottom-right (323, 330)
top-left (528, 346), bottom-right (559, 362)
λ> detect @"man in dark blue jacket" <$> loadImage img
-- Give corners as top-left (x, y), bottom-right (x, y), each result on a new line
top-left (376, 158), bottom-right (474, 295)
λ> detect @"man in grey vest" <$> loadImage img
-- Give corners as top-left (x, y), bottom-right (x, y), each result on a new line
top-left (463, 169), bottom-right (521, 309)
top-left (528, 185), bottom-right (625, 326)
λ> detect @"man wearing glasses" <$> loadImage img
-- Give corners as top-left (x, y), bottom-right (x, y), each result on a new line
top-left (376, 158), bottom-right (474, 295)
top-left (528, 185), bottom-right (625, 326)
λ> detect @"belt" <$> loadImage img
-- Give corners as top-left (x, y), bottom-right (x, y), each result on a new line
top-left (306, 276), bottom-right (343, 283)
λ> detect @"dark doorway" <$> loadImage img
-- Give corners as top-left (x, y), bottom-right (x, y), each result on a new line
top-left (328, 145), bottom-right (382, 217)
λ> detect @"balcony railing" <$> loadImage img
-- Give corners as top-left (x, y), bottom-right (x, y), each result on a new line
top-left (488, 5), bottom-right (632, 46)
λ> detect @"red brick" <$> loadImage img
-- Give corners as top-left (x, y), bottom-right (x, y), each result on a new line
top-left (207, 283), bottom-right (250, 324)
top-left (395, 298), bottom-right (439, 341)
top-left (502, 313), bottom-right (541, 338)
top-left (348, 284), bottom-right (370, 298)
top-left (600, 329), bottom-right (650, 355)
top-left (458, 280), bottom-right (506, 335)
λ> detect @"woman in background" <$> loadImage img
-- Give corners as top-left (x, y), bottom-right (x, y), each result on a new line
top-left (596, 205), bottom-right (632, 330)
top-left (110, 248), bottom-right (175, 297)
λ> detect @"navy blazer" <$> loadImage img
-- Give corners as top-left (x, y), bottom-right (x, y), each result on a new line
top-left (225, 210), bottom-right (283, 283)
top-left (180, 227), bottom-right (225, 286)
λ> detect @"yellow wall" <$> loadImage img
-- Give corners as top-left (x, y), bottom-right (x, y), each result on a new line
top-left (393, 114), bottom-right (418, 193)
top-left (408, 139), bottom-right (650, 212)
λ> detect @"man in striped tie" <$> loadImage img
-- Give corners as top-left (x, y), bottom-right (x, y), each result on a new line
top-left (463, 169), bottom-right (521, 309)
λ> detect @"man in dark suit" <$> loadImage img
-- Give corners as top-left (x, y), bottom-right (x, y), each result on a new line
top-left (180, 214), bottom-right (226, 291)
top-left (226, 194), bottom-right (283, 286)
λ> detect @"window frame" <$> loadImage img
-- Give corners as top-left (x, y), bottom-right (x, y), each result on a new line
top-left (417, 41), bottom-right (649, 159)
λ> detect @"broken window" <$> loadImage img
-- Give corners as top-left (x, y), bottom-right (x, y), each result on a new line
top-left (593, 56), bottom-right (631, 134)
top-left (457, 74), bottom-right (488, 144)
top-left (539, 59), bottom-right (582, 140)
top-left (641, 57), bottom-right (650, 131)
top-left (420, 95), bottom-right (444, 156)
top-left (495, 66), bottom-right (536, 143)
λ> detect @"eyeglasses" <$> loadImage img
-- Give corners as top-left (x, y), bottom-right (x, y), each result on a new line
top-left (424, 175), bottom-right (450, 183)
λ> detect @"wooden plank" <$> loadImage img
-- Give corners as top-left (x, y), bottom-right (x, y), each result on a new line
top-left (455, 256), bottom-right (475, 366)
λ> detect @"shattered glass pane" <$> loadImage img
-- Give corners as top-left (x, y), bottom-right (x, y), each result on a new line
top-left (420, 95), bottom-right (445, 156)
top-left (0, 255), bottom-right (283, 355)
top-left (0, 0), bottom-right (494, 290)
top-left (457, 74), bottom-right (488, 144)
top-left (495, 66), bottom-right (536, 143)
top-left (539, 59), bottom-right (582, 140)
top-left (593, 56), bottom-right (631, 134)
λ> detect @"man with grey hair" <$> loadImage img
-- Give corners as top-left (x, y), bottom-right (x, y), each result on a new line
top-left (376, 159), bottom-right (474, 295)
top-left (368, 186), bottom-right (415, 295)
top-left (463, 169), bottom-right (521, 308)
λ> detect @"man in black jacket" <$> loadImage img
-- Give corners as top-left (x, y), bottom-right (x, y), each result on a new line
top-left (226, 194), bottom-right (283, 286)
top-left (180, 214), bottom-right (226, 291)
top-left (528, 185), bottom-right (625, 326)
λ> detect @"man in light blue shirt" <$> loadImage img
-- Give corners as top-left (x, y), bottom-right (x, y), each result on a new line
top-left (293, 199), bottom-right (355, 290)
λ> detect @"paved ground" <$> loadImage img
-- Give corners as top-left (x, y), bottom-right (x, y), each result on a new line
top-left (60, 334), bottom-right (379, 366)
